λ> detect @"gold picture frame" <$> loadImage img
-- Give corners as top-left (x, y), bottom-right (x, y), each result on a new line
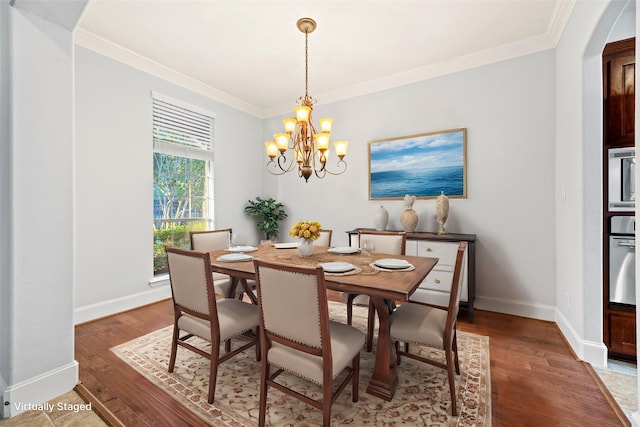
top-left (368, 128), bottom-right (467, 200)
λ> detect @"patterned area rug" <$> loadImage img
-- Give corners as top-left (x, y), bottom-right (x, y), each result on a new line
top-left (111, 302), bottom-right (491, 426)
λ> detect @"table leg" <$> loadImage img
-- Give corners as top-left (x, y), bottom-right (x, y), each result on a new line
top-left (365, 296), bottom-right (398, 401)
top-left (224, 277), bottom-right (257, 304)
top-left (239, 278), bottom-right (258, 304)
top-left (224, 277), bottom-right (240, 299)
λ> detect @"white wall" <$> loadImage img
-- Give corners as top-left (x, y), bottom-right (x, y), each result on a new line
top-left (555, 0), bottom-right (631, 367)
top-left (2, 1), bottom-right (86, 418)
top-left (264, 50), bottom-right (558, 319)
top-left (73, 47), bottom-right (264, 321)
top-left (0, 0), bottom-right (11, 401)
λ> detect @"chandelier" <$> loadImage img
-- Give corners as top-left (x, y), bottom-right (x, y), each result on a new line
top-left (264, 18), bottom-right (348, 182)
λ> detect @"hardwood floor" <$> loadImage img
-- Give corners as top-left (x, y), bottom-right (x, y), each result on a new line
top-left (75, 297), bottom-right (627, 426)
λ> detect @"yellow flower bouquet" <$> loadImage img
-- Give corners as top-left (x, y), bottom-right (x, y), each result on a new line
top-left (289, 220), bottom-right (322, 240)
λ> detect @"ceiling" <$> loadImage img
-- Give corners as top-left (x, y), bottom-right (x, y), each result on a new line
top-left (75, 0), bottom-right (575, 118)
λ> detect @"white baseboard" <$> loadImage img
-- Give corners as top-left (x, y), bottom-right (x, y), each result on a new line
top-left (473, 295), bottom-right (556, 321)
top-left (74, 285), bottom-right (172, 324)
top-left (2, 361), bottom-right (78, 419)
top-left (554, 309), bottom-right (608, 367)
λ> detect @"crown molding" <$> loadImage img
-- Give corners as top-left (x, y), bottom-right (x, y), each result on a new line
top-left (264, 31), bottom-right (559, 118)
top-left (265, 2), bottom-right (576, 118)
top-left (74, 28), bottom-right (263, 118)
top-left (76, 1), bottom-right (576, 120)
top-left (547, 0), bottom-right (577, 45)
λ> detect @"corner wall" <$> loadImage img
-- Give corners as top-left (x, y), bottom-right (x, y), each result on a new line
top-left (554, 0), bottom-right (632, 367)
top-left (2, 1), bottom-right (87, 417)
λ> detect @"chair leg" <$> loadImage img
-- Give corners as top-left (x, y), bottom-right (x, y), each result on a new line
top-left (255, 326), bottom-right (261, 361)
top-left (366, 300), bottom-right (375, 352)
top-left (168, 324), bottom-right (179, 372)
top-left (346, 293), bottom-right (357, 325)
top-left (351, 353), bottom-right (360, 402)
top-left (445, 345), bottom-right (457, 416)
top-left (208, 347), bottom-right (221, 404)
top-left (323, 370), bottom-right (333, 427)
top-left (394, 341), bottom-right (401, 365)
top-left (258, 362), bottom-right (270, 427)
top-left (453, 330), bottom-right (460, 375)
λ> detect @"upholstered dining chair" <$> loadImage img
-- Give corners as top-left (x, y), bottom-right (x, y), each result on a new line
top-left (315, 229), bottom-right (333, 246)
top-left (345, 230), bottom-right (407, 351)
top-left (165, 247), bottom-right (260, 404)
top-left (389, 241), bottom-right (467, 416)
top-left (190, 229), bottom-right (256, 302)
top-left (253, 259), bottom-right (365, 427)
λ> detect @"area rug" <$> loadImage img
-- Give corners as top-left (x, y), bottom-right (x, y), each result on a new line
top-left (111, 302), bottom-right (491, 426)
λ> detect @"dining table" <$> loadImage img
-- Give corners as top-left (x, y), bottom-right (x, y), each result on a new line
top-left (208, 243), bottom-right (438, 401)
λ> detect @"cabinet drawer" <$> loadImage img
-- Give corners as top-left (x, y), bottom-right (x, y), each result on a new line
top-left (415, 240), bottom-right (460, 266)
top-left (416, 270), bottom-right (468, 302)
top-left (420, 270), bottom-right (454, 292)
top-left (410, 288), bottom-right (450, 307)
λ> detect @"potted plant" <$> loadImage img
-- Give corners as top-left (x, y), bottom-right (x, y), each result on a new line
top-left (244, 197), bottom-right (287, 241)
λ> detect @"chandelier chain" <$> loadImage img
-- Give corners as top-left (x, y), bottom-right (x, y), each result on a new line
top-left (305, 30), bottom-right (309, 99)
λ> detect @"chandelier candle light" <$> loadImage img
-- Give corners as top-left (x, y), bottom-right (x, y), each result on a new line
top-left (264, 18), bottom-right (348, 182)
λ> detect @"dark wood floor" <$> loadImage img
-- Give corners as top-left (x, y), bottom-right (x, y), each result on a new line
top-left (75, 296), bottom-right (627, 427)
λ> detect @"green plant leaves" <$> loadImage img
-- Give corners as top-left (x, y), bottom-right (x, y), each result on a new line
top-left (244, 197), bottom-right (287, 240)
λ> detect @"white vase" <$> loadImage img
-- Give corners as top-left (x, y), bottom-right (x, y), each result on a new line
top-left (436, 191), bottom-right (449, 235)
top-left (400, 195), bottom-right (418, 232)
top-left (374, 206), bottom-right (389, 231)
top-left (297, 239), bottom-right (314, 256)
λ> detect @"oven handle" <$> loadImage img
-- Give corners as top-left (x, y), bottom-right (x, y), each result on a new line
top-left (617, 241), bottom-right (636, 249)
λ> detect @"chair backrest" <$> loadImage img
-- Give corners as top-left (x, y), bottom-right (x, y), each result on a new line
top-left (254, 260), bottom-right (330, 352)
top-left (358, 230), bottom-right (406, 255)
top-left (315, 229), bottom-right (333, 246)
top-left (190, 229), bottom-right (232, 252)
top-left (166, 247), bottom-right (217, 323)
top-left (444, 242), bottom-right (468, 341)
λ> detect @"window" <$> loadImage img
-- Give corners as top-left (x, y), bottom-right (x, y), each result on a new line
top-left (152, 92), bottom-right (215, 275)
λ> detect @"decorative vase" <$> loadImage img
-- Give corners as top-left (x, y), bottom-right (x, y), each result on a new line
top-left (374, 205), bottom-right (389, 231)
top-left (400, 195), bottom-right (419, 232)
top-left (436, 191), bottom-right (449, 235)
top-left (297, 238), bottom-right (314, 256)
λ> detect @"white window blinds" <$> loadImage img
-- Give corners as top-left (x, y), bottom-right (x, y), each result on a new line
top-left (152, 91), bottom-right (215, 161)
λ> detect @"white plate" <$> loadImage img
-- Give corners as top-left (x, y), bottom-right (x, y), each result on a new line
top-left (320, 262), bottom-right (355, 273)
top-left (217, 253), bottom-right (254, 262)
top-left (225, 246), bottom-right (258, 253)
top-left (273, 242), bottom-right (299, 249)
top-left (374, 258), bottom-right (411, 270)
top-left (327, 247), bottom-right (360, 254)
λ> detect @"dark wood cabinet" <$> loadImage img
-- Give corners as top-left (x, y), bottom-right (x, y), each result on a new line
top-left (603, 37), bottom-right (635, 147)
top-left (608, 311), bottom-right (636, 357)
top-left (602, 37), bottom-right (636, 361)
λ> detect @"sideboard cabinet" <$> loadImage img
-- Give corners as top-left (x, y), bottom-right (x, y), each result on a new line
top-left (346, 229), bottom-right (477, 320)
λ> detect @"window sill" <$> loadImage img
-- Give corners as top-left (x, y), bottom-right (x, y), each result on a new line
top-left (149, 274), bottom-right (169, 288)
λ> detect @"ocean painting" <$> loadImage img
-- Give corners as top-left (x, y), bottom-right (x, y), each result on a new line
top-left (369, 129), bottom-right (466, 199)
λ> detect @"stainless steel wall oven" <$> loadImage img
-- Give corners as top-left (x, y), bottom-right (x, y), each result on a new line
top-left (609, 216), bottom-right (635, 306)
top-left (608, 147), bottom-right (636, 211)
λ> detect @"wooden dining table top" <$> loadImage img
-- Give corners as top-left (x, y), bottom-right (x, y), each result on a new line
top-left (208, 242), bottom-right (439, 401)
top-left (208, 244), bottom-right (438, 302)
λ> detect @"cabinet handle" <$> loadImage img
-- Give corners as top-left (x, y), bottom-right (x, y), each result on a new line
top-left (425, 247), bottom-right (433, 252)
top-left (434, 278), bottom-right (440, 284)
